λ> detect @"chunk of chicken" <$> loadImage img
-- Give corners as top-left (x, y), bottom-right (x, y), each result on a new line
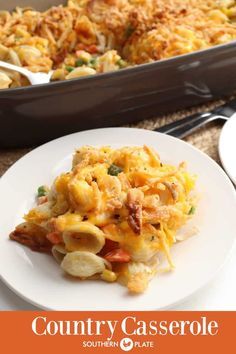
top-left (9, 222), bottom-right (51, 252)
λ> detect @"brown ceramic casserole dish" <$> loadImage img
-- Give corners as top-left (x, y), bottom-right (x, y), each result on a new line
top-left (1, 0), bottom-right (236, 147)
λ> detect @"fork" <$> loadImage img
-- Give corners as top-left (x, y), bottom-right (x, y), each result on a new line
top-left (0, 60), bottom-right (53, 86)
top-left (154, 99), bottom-right (236, 138)
top-left (155, 112), bottom-right (228, 138)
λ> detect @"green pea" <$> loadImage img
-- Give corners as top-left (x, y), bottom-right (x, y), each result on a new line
top-left (37, 186), bottom-right (47, 197)
top-left (108, 164), bottom-right (123, 176)
top-left (65, 66), bottom-right (74, 73)
top-left (89, 58), bottom-right (97, 67)
top-left (116, 59), bottom-right (126, 68)
top-left (76, 58), bottom-right (86, 67)
top-left (188, 206), bottom-right (196, 215)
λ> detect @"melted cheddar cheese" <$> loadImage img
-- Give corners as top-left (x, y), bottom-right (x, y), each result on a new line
top-left (10, 145), bottom-right (197, 293)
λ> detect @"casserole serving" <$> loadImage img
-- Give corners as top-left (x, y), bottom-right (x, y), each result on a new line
top-left (1, 128), bottom-right (236, 310)
top-left (9, 144), bottom-right (196, 293)
top-left (1, 0), bottom-right (236, 147)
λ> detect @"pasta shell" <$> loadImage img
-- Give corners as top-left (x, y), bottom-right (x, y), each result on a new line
top-left (96, 50), bottom-right (121, 72)
top-left (8, 49), bottom-right (22, 66)
top-left (61, 251), bottom-right (105, 277)
top-left (0, 44), bottom-right (9, 60)
top-left (0, 71), bottom-right (12, 89)
top-left (55, 213), bottom-right (82, 231)
top-left (52, 244), bottom-right (67, 264)
top-left (17, 45), bottom-right (42, 61)
top-left (68, 179), bottom-right (95, 211)
top-left (63, 221), bottom-right (105, 253)
top-left (66, 67), bottom-right (96, 80)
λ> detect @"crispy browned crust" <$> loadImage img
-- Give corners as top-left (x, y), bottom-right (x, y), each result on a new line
top-left (126, 188), bottom-right (143, 234)
top-left (9, 222), bottom-right (51, 253)
top-left (163, 181), bottom-right (178, 201)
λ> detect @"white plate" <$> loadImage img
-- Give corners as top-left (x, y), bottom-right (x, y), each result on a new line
top-left (0, 128), bottom-right (236, 311)
top-left (219, 113), bottom-right (236, 185)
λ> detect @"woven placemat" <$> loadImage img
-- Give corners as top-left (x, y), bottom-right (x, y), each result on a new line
top-left (0, 96), bottom-right (229, 177)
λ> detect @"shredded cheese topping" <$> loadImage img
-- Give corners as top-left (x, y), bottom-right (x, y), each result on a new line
top-left (10, 145), bottom-right (197, 293)
top-left (0, 0), bottom-right (236, 88)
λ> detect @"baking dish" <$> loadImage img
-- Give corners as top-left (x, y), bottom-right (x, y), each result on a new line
top-left (1, 0), bottom-right (236, 148)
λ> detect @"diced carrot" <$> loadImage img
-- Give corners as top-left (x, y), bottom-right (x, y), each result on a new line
top-left (76, 43), bottom-right (85, 50)
top-left (46, 232), bottom-right (62, 245)
top-left (99, 239), bottom-right (119, 256)
top-left (76, 43), bottom-right (98, 54)
top-left (104, 248), bottom-right (131, 263)
top-left (75, 50), bottom-right (84, 56)
top-left (87, 44), bottom-right (98, 54)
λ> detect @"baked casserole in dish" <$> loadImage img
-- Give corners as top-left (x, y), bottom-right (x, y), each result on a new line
top-left (1, 0), bottom-right (236, 146)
